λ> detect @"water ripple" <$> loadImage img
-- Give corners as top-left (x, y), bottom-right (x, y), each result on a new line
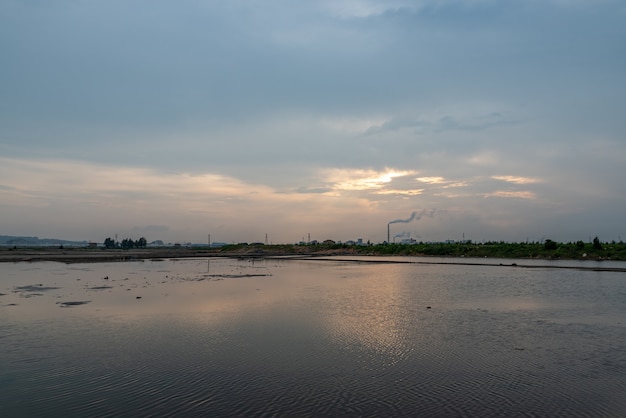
top-left (2, 259), bottom-right (626, 416)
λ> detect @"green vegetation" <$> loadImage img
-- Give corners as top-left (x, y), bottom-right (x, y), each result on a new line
top-left (2, 237), bottom-right (625, 263)
top-left (357, 238), bottom-right (626, 260)
top-left (211, 238), bottom-right (626, 261)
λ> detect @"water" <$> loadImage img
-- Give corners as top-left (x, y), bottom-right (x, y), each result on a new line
top-left (1, 257), bottom-right (625, 417)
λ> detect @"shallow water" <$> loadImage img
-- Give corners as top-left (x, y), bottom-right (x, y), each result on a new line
top-left (1, 257), bottom-right (626, 417)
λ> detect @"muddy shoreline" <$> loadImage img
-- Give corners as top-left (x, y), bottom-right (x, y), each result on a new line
top-left (0, 248), bottom-right (228, 264)
top-left (1, 247), bottom-right (625, 273)
top-left (0, 247), bottom-right (355, 264)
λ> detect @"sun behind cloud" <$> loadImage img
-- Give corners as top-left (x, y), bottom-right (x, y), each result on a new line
top-left (324, 168), bottom-right (418, 192)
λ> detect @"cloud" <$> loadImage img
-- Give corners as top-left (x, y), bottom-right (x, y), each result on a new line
top-left (483, 191), bottom-right (537, 199)
top-left (363, 117), bottom-right (425, 135)
top-left (320, 0), bottom-right (419, 19)
top-left (320, 116), bottom-right (389, 134)
top-left (362, 107), bottom-right (519, 139)
top-left (323, 168), bottom-right (418, 192)
top-left (492, 176), bottom-right (543, 185)
top-left (296, 186), bottom-right (334, 194)
top-left (416, 177), bottom-right (469, 192)
top-left (416, 177), bottom-right (448, 184)
top-left (375, 189), bottom-right (424, 196)
top-left (1, 0), bottom-right (625, 243)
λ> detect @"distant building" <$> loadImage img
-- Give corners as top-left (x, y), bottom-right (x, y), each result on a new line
top-left (323, 240), bottom-right (336, 245)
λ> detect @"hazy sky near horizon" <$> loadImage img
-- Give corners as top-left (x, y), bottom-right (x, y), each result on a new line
top-left (2, 0), bottom-right (625, 244)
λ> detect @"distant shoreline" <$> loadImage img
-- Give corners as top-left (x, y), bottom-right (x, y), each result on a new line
top-left (1, 246), bottom-right (625, 272)
top-left (0, 248), bottom-right (220, 264)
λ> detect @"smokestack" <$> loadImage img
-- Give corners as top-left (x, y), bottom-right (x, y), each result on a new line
top-left (387, 210), bottom-right (437, 243)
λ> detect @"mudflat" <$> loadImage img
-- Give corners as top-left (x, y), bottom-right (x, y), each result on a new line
top-left (0, 246), bottom-right (354, 263)
top-left (0, 247), bottom-right (216, 263)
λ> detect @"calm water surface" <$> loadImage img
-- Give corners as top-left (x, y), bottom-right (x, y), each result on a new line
top-left (1, 257), bottom-right (625, 417)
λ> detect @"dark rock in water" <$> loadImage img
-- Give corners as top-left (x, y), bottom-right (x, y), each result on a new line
top-left (57, 301), bottom-right (91, 307)
top-left (136, 296), bottom-right (142, 299)
top-left (426, 306), bottom-right (432, 309)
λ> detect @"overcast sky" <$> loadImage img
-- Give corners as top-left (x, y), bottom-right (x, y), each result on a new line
top-left (1, 0), bottom-right (625, 244)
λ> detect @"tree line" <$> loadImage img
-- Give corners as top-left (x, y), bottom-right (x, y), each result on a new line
top-left (354, 236), bottom-right (624, 260)
top-left (103, 237), bottom-right (147, 249)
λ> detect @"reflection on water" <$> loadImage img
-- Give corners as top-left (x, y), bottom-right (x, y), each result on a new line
top-left (1, 257), bottom-right (626, 417)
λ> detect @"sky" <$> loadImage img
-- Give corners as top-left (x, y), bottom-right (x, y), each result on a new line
top-left (1, 0), bottom-right (625, 245)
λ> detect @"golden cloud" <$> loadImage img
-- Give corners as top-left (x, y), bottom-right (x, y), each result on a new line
top-left (416, 176), bottom-right (447, 184)
top-left (492, 175), bottom-right (542, 185)
top-left (324, 168), bottom-right (418, 191)
top-left (375, 189), bottom-right (424, 195)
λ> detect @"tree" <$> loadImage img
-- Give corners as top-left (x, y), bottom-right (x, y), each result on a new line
top-left (121, 238), bottom-right (135, 249)
top-left (104, 237), bottom-right (116, 249)
top-left (135, 237), bottom-right (147, 248)
top-left (544, 239), bottom-right (557, 250)
top-left (593, 236), bottom-right (602, 250)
